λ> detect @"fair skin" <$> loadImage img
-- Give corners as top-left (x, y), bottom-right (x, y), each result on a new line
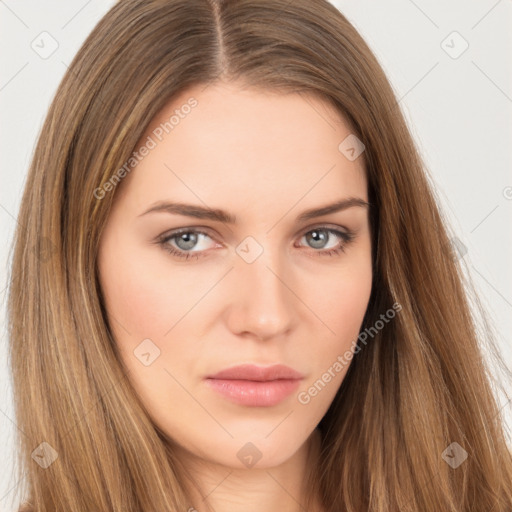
top-left (97, 81), bottom-right (372, 512)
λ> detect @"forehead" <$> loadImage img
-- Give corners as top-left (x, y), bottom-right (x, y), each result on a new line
top-left (116, 82), bottom-right (367, 214)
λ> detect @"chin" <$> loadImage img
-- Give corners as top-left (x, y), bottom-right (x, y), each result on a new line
top-left (198, 431), bottom-right (311, 471)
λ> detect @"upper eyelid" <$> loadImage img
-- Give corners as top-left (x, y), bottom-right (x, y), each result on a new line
top-left (158, 224), bottom-right (352, 248)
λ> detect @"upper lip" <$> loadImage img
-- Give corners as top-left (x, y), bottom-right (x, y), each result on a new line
top-left (206, 364), bottom-right (303, 381)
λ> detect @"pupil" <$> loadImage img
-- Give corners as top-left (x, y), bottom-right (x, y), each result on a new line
top-left (309, 229), bottom-right (327, 249)
top-left (176, 232), bottom-right (197, 250)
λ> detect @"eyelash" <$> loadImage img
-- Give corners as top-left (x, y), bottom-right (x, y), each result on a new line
top-left (156, 226), bottom-right (355, 261)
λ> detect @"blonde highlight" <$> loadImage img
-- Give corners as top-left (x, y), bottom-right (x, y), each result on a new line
top-left (7, 1), bottom-right (512, 510)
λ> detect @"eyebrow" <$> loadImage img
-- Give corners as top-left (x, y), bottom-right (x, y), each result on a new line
top-left (138, 197), bottom-right (370, 223)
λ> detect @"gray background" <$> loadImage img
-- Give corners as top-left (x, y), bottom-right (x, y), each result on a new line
top-left (1, 1), bottom-right (511, 509)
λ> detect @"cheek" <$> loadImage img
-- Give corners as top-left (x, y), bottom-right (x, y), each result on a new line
top-left (98, 237), bottom-right (219, 394)
top-left (99, 238), bottom-right (199, 340)
top-left (294, 268), bottom-right (372, 412)
top-left (310, 254), bottom-right (372, 345)
top-left (298, 250), bottom-right (372, 394)
top-left (97, 242), bottom-right (207, 417)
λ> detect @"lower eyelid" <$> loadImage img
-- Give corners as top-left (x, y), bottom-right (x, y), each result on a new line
top-left (159, 227), bottom-right (354, 257)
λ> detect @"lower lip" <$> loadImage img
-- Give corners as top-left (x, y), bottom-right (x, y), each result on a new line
top-left (204, 378), bottom-right (301, 407)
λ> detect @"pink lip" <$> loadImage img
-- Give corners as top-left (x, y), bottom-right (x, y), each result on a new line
top-left (204, 364), bottom-right (303, 407)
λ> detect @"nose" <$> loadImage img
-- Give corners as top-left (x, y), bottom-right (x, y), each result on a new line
top-left (224, 246), bottom-right (298, 342)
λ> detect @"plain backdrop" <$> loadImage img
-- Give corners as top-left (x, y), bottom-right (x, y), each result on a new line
top-left (1, 1), bottom-right (511, 510)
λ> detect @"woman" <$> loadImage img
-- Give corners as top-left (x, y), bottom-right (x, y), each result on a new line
top-left (7, 0), bottom-right (512, 510)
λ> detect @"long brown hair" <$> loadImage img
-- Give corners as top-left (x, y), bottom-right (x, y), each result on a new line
top-left (7, 0), bottom-right (512, 510)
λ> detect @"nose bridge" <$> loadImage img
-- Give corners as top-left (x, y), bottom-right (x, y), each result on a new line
top-left (229, 235), bottom-right (296, 339)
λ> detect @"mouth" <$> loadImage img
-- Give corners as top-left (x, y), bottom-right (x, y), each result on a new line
top-left (204, 364), bottom-right (303, 407)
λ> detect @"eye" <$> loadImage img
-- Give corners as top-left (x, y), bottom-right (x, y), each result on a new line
top-left (296, 227), bottom-right (355, 257)
top-left (156, 226), bottom-right (355, 260)
top-left (157, 228), bottom-right (217, 260)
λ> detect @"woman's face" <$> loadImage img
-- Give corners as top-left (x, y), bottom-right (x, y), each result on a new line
top-left (97, 81), bottom-right (372, 470)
